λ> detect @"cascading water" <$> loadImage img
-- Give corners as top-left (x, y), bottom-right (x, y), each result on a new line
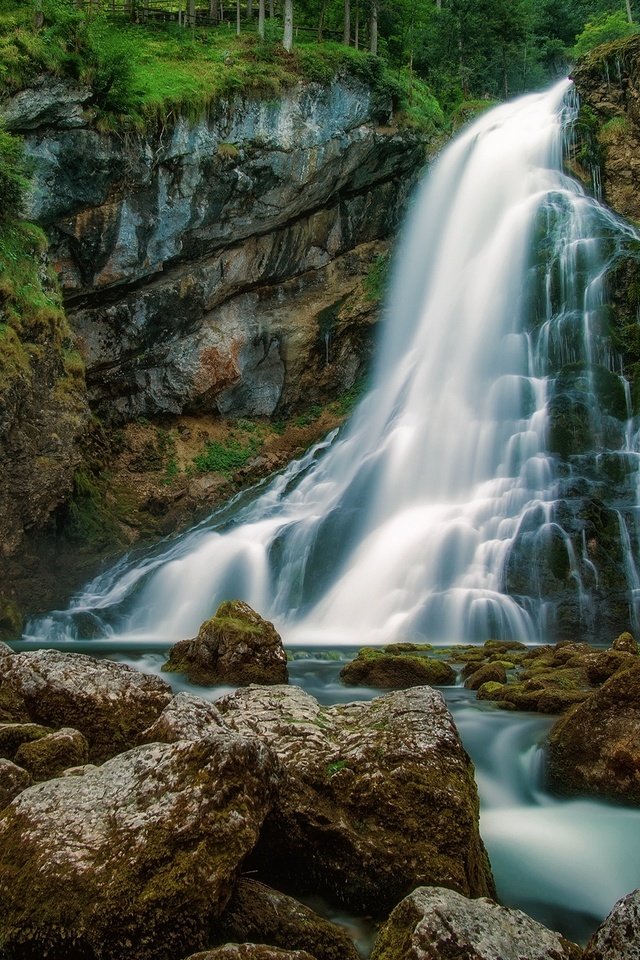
top-left (30, 79), bottom-right (640, 648)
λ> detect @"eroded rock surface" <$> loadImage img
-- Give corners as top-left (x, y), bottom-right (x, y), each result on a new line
top-left (14, 726), bottom-right (88, 781)
top-left (218, 684), bottom-right (494, 915)
top-left (369, 886), bottom-right (582, 960)
top-left (0, 734), bottom-right (278, 960)
top-left (583, 888), bottom-right (640, 960)
top-left (340, 648), bottom-right (455, 688)
top-left (139, 691), bottom-right (227, 743)
top-left (546, 661), bottom-right (640, 804)
top-left (0, 649), bottom-right (173, 762)
top-left (215, 879), bottom-right (360, 960)
top-left (0, 758), bottom-right (31, 809)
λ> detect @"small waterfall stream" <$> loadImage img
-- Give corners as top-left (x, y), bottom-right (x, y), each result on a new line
top-left (24, 81), bottom-right (640, 943)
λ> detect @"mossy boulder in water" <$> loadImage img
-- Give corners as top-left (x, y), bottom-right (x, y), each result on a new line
top-left (612, 631), bottom-right (639, 654)
top-left (0, 733), bottom-right (278, 960)
top-left (340, 648), bottom-right (455, 688)
top-left (0, 649), bottom-right (173, 762)
top-left (218, 685), bottom-right (494, 916)
top-left (547, 661), bottom-right (640, 804)
top-left (464, 662), bottom-right (507, 690)
top-left (163, 601), bottom-right (288, 687)
top-left (214, 879), bottom-right (360, 960)
top-left (583, 888), bottom-right (640, 960)
top-left (369, 886), bottom-right (582, 960)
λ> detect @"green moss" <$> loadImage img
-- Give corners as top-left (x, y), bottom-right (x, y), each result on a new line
top-left (192, 435), bottom-right (261, 474)
top-left (0, 596), bottom-right (23, 643)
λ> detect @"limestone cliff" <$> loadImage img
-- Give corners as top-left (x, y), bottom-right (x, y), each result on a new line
top-left (4, 76), bottom-right (423, 423)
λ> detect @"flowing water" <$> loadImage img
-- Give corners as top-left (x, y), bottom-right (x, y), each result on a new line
top-left (24, 81), bottom-right (640, 945)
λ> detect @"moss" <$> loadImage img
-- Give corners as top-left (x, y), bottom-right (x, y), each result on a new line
top-left (0, 597), bottom-right (23, 643)
top-left (340, 651), bottom-right (456, 688)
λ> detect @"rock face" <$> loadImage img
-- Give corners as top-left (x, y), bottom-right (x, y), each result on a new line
top-left (215, 879), bottom-right (360, 960)
top-left (218, 685), bottom-right (494, 915)
top-left (369, 887), bottom-right (582, 960)
top-left (2, 77), bottom-right (424, 424)
top-left (0, 734), bottom-right (278, 960)
top-left (13, 726), bottom-right (89, 781)
top-left (546, 661), bottom-right (640, 804)
top-left (0, 758), bottom-right (31, 809)
top-left (583, 888), bottom-right (640, 960)
top-left (163, 601), bottom-right (288, 686)
top-left (139, 691), bottom-right (227, 743)
top-left (0, 650), bottom-right (173, 762)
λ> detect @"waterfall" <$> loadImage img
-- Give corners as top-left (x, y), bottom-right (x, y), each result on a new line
top-left (31, 80), bottom-right (640, 648)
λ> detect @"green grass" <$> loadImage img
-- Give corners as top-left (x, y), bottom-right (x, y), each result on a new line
top-left (192, 434), bottom-right (261, 474)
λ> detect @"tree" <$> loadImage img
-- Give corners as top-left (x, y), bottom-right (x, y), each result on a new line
top-left (369, 0), bottom-right (378, 53)
top-left (344, 0), bottom-right (350, 43)
top-left (283, 0), bottom-right (293, 49)
top-left (258, 0), bottom-right (265, 36)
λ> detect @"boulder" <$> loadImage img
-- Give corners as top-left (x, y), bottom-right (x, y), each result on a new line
top-left (163, 601), bottom-right (288, 687)
top-left (186, 948), bottom-right (317, 960)
top-left (584, 650), bottom-right (636, 684)
top-left (14, 727), bottom-right (89, 781)
top-left (0, 598), bottom-right (22, 643)
top-left (464, 663), bottom-right (507, 690)
top-left (0, 733), bottom-right (278, 960)
top-left (547, 661), bottom-right (640, 804)
top-left (583, 888), bottom-right (640, 960)
top-left (0, 759), bottom-right (31, 809)
top-left (0, 649), bottom-right (173, 762)
top-left (340, 649), bottom-right (456, 688)
top-left (612, 632), bottom-right (638, 654)
top-left (139, 692), bottom-right (227, 743)
top-left (0, 722), bottom-right (52, 759)
top-left (215, 879), bottom-right (360, 960)
top-left (218, 685), bottom-right (494, 915)
top-left (369, 886), bottom-right (582, 960)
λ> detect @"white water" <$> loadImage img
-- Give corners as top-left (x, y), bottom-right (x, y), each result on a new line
top-left (30, 79), bottom-right (640, 648)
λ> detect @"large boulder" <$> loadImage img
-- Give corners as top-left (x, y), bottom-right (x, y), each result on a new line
top-left (583, 888), bottom-right (640, 960)
top-left (369, 886), bottom-right (582, 960)
top-left (340, 649), bottom-right (456, 688)
top-left (0, 649), bottom-right (173, 762)
top-left (215, 879), bottom-right (360, 960)
top-left (0, 733), bottom-right (278, 960)
top-left (546, 661), bottom-right (640, 804)
top-left (218, 685), bottom-right (494, 915)
top-left (139, 692), bottom-right (227, 743)
top-left (163, 601), bottom-right (288, 687)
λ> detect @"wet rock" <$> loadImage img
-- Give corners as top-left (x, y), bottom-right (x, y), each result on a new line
top-left (0, 641), bottom-right (14, 658)
top-left (340, 649), bottom-right (455, 688)
top-left (215, 879), bottom-right (360, 960)
top-left (0, 650), bottom-right (173, 762)
top-left (218, 685), bottom-right (494, 915)
top-left (0, 599), bottom-right (22, 643)
top-left (139, 691), bottom-right (227, 743)
top-left (612, 631), bottom-right (638, 655)
top-left (0, 759), bottom-right (31, 809)
top-left (583, 888), bottom-right (640, 960)
top-left (369, 886), bottom-right (582, 960)
top-left (0, 77), bottom-right (93, 131)
top-left (0, 733), bottom-right (278, 960)
top-left (163, 601), bottom-right (288, 687)
top-left (585, 649), bottom-right (636, 684)
top-left (186, 948), bottom-right (317, 960)
top-left (0, 722), bottom-right (52, 759)
top-left (547, 661), bottom-right (640, 804)
top-left (464, 662), bottom-right (507, 690)
top-left (14, 727), bottom-right (89, 782)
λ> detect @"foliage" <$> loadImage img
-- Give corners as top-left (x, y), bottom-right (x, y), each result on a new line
top-left (363, 253), bottom-right (389, 303)
top-left (0, 124), bottom-right (28, 221)
top-left (192, 435), bottom-right (261, 474)
top-left (573, 10), bottom-right (639, 58)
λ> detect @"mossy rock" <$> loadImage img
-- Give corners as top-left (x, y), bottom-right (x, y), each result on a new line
top-left (340, 651), bottom-right (455, 689)
top-left (163, 600), bottom-right (288, 687)
top-left (0, 597), bottom-right (22, 643)
top-left (0, 721), bottom-right (52, 760)
top-left (612, 631), bottom-right (638, 654)
top-left (585, 649), bottom-right (636, 684)
top-left (476, 681), bottom-right (505, 702)
top-left (14, 727), bottom-right (89, 782)
top-left (464, 663), bottom-right (507, 691)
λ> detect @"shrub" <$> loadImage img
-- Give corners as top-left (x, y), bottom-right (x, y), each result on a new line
top-left (573, 12), bottom-right (639, 60)
top-left (0, 124), bottom-right (27, 221)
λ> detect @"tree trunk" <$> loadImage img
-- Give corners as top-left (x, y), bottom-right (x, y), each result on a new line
top-left (626, 0), bottom-right (634, 23)
top-left (236, 0), bottom-right (241, 33)
top-left (209, 0), bottom-right (218, 21)
top-left (247, 0), bottom-right (253, 17)
top-left (269, 0), bottom-right (274, 17)
top-left (283, 0), bottom-right (293, 50)
top-left (435, 0), bottom-right (441, 8)
top-left (369, 0), bottom-right (377, 54)
top-left (343, 0), bottom-right (350, 44)
top-left (187, 0), bottom-right (195, 26)
top-left (318, 0), bottom-right (327, 41)
top-left (258, 0), bottom-right (265, 35)
top-left (33, 0), bottom-right (44, 28)
top-left (354, 0), bottom-right (359, 48)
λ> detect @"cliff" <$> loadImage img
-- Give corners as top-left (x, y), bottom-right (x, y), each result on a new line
top-left (0, 73), bottom-right (426, 615)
